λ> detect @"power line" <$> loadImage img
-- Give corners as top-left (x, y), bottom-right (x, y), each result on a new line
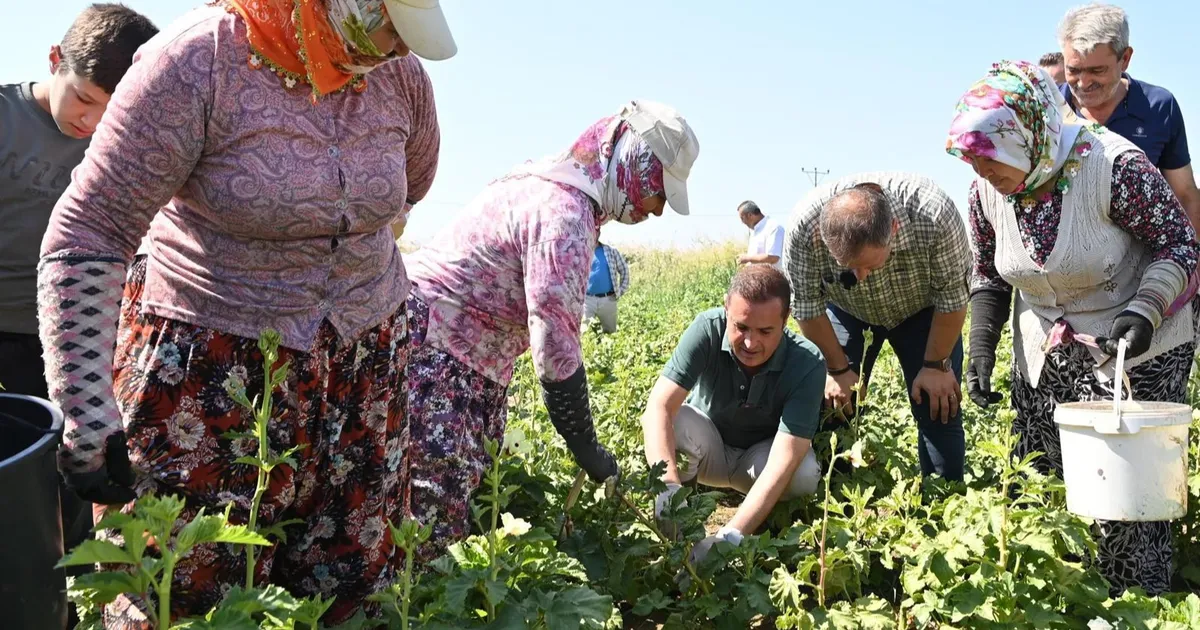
top-left (801, 167), bottom-right (830, 187)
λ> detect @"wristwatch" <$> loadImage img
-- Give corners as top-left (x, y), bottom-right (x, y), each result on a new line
top-left (923, 357), bottom-right (952, 372)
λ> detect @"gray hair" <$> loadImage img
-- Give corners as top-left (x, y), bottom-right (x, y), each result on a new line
top-left (1058, 3), bottom-right (1130, 58)
top-left (818, 184), bottom-right (893, 262)
top-left (738, 200), bottom-right (762, 216)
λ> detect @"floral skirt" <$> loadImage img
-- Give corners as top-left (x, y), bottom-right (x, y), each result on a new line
top-left (104, 258), bottom-right (410, 627)
top-left (1010, 333), bottom-right (1196, 596)
top-left (404, 291), bottom-right (509, 563)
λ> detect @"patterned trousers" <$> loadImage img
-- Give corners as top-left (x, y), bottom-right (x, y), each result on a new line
top-left (403, 293), bottom-right (509, 563)
top-left (103, 258), bottom-right (410, 626)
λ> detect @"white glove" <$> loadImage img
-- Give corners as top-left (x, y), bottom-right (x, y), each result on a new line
top-left (689, 526), bottom-right (744, 565)
top-left (654, 483), bottom-right (685, 540)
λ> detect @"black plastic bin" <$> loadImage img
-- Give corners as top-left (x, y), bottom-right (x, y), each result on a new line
top-left (0, 393), bottom-right (67, 629)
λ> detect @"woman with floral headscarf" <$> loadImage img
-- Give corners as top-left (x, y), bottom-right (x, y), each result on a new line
top-left (403, 100), bottom-right (699, 559)
top-left (947, 60), bottom-right (1199, 594)
top-left (38, 0), bottom-right (456, 624)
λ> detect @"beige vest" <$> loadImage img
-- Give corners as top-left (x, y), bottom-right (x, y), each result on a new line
top-left (976, 128), bottom-right (1195, 387)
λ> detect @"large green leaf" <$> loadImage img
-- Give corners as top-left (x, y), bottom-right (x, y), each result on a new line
top-left (57, 539), bottom-right (137, 567)
top-left (738, 581), bottom-right (776, 617)
top-left (482, 578), bottom-right (509, 608)
top-left (540, 587), bottom-right (613, 629)
top-left (176, 512), bottom-right (270, 550)
top-left (174, 607), bottom-right (258, 630)
top-left (631, 589), bottom-right (671, 617)
top-left (319, 608), bottom-right (384, 630)
top-left (482, 603), bottom-right (530, 630)
top-left (92, 511), bottom-right (138, 532)
top-left (65, 571), bottom-right (145, 604)
top-left (441, 574), bottom-right (476, 612)
top-left (208, 522), bottom-right (272, 546)
top-left (769, 567), bottom-right (804, 614)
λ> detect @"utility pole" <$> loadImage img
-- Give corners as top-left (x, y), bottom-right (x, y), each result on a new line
top-left (801, 167), bottom-right (830, 187)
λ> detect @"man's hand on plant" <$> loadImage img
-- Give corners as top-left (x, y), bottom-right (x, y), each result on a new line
top-left (690, 525), bottom-right (744, 565)
top-left (825, 369), bottom-right (859, 412)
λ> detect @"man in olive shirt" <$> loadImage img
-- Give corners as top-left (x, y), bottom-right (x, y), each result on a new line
top-left (641, 265), bottom-right (824, 560)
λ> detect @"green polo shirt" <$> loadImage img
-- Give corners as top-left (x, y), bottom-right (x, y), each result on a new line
top-left (662, 307), bottom-right (826, 448)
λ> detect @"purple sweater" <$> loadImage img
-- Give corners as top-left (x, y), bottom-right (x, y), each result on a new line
top-left (38, 5), bottom-right (439, 473)
top-left (41, 5), bottom-right (440, 351)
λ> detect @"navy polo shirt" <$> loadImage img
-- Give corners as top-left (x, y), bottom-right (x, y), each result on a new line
top-left (1061, 74), bottom-right (1191, 170)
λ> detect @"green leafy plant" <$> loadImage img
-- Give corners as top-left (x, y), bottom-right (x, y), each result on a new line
top-left (61, 329), bottom-right (329, 629)
top-left (222, 329), bottom-right (305, 589)
top-left (59, 495), bottom-right (270, 629)
top-left (373, 436), bottom-right (617, 629)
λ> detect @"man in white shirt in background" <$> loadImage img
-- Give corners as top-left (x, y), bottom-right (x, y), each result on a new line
top-left (737, 200), bottom-right (785, 270)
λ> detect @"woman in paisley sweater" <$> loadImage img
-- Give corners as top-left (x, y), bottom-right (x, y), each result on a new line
top-left (403, 100), bottom-right (699, 560)
top-left (37, 0), bottom-right (455, 624)
top-left (946, 60), bottom-right (1198, 595)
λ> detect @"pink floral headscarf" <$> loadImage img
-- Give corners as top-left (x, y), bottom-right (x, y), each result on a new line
top-left (946, 60), bottom-right (1083, 195)
top-left (509, 107), bottom-right (665, 225)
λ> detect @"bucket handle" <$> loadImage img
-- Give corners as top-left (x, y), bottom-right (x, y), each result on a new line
top-left (1097, 338), bottom-right (1132, 434)
top-left (0, 410), bottom-right (59, 437)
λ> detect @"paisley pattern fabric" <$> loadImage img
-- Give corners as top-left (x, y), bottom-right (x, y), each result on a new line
top-left (41, 6), bottom-right (440, 353)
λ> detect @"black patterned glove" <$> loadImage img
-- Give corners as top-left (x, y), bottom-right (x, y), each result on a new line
top-left (62, 431), bottom-right (136, 505)
top-left (541, 367), bottom-right (619, 483)
top-left (966, 288), bottom-right (1010, 408)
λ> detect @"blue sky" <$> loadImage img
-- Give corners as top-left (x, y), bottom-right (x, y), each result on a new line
top-left (4, 1), bottom-right (1197, 248)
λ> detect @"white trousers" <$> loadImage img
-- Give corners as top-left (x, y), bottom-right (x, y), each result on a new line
top-left (673, 405), bottom-right (821, 498)
top-left (583, 294), bottom-right (619, 333)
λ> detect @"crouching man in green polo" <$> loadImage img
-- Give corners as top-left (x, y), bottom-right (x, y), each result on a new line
top-left (641, 264), bottom-right (826, 563)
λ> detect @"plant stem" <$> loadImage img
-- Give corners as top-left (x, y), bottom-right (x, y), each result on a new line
top-left (158, 557), bottom-right (176, 630)
top-left (680, 544), bottom-right (711, 596)
top-left (998, 424), bottom-right (1014, 572)
top-left (614, 488), bottom-right (668, 544)
top-left (400, 545), bottom-right (416, 630)
top-left (817, 452), bottom-right (839, 609)
top-left (853, 334), bottom-right (872, 440)
top-left (999, 474), bottom-right (1010, 572)
top-left (485, 451), bottom-right (502, 620)
top-left (613, 489), bottom-right (710, 595)
top-left (246, 359), bottom-right (275, 589)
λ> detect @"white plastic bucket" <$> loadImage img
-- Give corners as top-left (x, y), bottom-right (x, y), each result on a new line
top-left (1053, 339), bottom-right (1192, 522)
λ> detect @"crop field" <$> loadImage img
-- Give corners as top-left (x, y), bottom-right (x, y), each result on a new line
top-left (66, 243), bottom-right (1200, 629)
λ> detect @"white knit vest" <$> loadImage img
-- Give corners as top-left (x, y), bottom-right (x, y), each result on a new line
top-left (976, 128), bottom-right (1195, 387)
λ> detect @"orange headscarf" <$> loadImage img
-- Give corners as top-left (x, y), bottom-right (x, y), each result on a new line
top-left (224, 0), bottom-right (393, 97)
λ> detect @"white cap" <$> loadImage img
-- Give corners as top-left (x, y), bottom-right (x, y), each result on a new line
top-left (620, 99), bottom-right (699, 215)
top-left (383, 0), bottom-right (458, 61)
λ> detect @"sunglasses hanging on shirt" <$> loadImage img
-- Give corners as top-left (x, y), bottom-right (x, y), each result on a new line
top-left (823, 270), bottom-right (858, 290)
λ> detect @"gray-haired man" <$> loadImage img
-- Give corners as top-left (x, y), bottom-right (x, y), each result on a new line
top-left (737, 200), bottom-right (785, 270)
top-left (783, 172), bottom-right (972, 481)
top-left (1058, 3), bottom-right (1200, 233)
